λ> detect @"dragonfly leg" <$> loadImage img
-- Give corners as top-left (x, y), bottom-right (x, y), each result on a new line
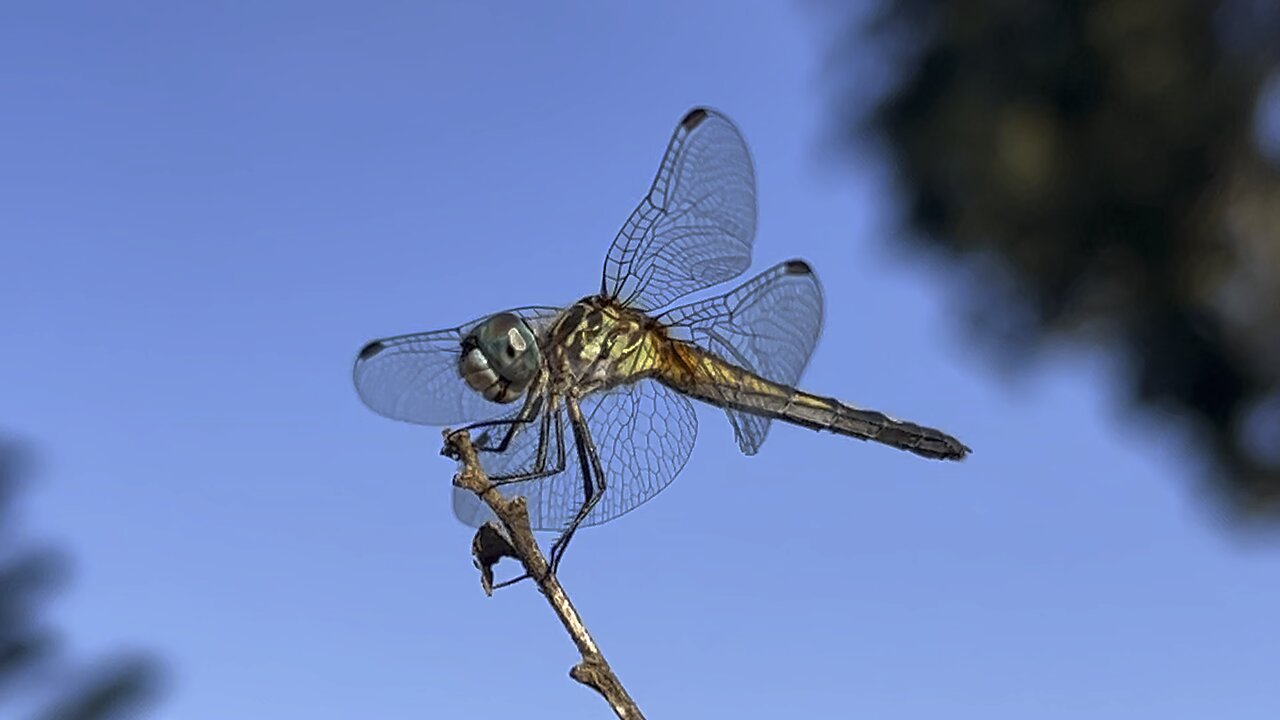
top-left (489, 404), bottom-right (567, 486)
top-left (547, 397), bottom-right (607, 576)
top-left (473, 413), bottom-right (568, 590)
top-left (450, 392), bottom-right (544, 453)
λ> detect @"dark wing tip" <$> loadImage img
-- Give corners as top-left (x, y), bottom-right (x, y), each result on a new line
top-left (783, 259), bottom-right (813, 275)
top-left (357, 340), bottom-right (386, 362)
top-left (681, 107), bottom-right (710, 131)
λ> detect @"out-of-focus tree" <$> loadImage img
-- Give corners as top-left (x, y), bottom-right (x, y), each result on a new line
top-left (0, 437), bottom-right (160, 719)
top-left (827, 0), bottom-right (1280, 517)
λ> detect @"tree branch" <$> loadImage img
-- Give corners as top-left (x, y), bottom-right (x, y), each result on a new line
top-left (443, 429), bottom-right (645, 720)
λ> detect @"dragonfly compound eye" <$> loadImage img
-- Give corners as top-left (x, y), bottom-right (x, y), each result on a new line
top-left (459, 312), bottom-right (541, 403)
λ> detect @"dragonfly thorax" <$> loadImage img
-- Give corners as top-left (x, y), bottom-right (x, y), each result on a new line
top-left (459, 312), bottom-right (542, 403)
top-left (547, 297), bottom-right (665, 396)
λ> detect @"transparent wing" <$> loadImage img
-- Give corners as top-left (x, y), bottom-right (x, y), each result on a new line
top-left (658, 260), bottom-right (823, 454)
top-left (352, 306), bottom-right (562, 426)
top-left (602, 107), bottom-right (756, 311)
top-left (452, 380), bottom-right (698, 531)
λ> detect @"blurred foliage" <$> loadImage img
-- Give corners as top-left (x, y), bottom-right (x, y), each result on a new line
top-left (831, 0), bottom-right (1280, 515)
top-left (1, 437), bottom-right (160, 719)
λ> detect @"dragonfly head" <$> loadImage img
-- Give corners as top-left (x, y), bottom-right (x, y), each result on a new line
top-left (459, 312), bottom-right (541, 403)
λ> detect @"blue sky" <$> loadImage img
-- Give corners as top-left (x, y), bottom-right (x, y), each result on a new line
top-left (3, 2), bottom-right (1277, 718)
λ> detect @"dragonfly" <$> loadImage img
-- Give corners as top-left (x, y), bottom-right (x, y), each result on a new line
top-left (354, 108), bottom-right (969, 572)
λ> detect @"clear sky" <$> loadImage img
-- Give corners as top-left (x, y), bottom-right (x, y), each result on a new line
top-left (3, 2), bottom-right (1277, 718)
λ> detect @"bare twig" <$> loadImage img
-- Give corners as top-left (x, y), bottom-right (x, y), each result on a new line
top-left (444, 429), bottom-right (645, 720)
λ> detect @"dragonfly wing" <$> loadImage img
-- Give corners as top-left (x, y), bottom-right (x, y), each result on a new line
top-left (602, 108), bottom-right (756, 311)
top-left (353, 306), bottom-right (562, 426)
top-left (451, 379), bottom-right (698, 531)
top-left (659, 260), bottom-right (823, 454)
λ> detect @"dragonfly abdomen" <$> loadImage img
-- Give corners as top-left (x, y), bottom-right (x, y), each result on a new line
top-left (660, 342), bottom-right (970, 461)
top-left (783, 393), bottom-right (971, 460)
